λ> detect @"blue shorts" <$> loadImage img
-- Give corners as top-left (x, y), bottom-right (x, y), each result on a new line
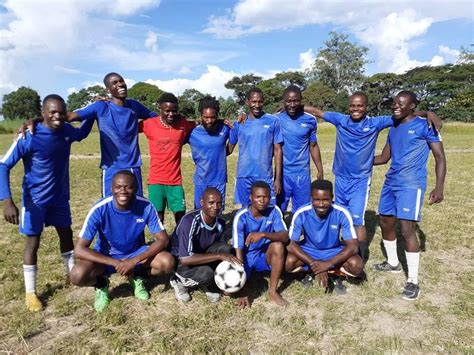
top-left (194, 183), bottom-right (226, 210)
top-left (102, 244), bottom-right (149, 276)
top-left (277, 174), bottom-right (311, 213)
top-left (244, 245), bottom-right (271, 278)
top-left (299, 243), bottom-right (345, 271)
top-left (102, 167), bottom-right (143, 198)
top-left (334, 176), bottom-right (371, 226)
top-left (20, 201), bottom-right (71, 236)
top-left (234, 177), bottom-right (275, 206)
top-left (378, 183), bottom-right (425, 222)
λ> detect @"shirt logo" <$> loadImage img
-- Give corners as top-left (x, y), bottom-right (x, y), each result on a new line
top-left (301, 123), bottom-right (308, 127)
top-left (363, 128), bottom-right (370, 132)
top-left (403, 208), bottom-right (410, 212)
top-left (408, 130), bottom-right (415, 134)
top-left (136, 218), bottom-right (145, 223)
top-left (219, 132), bottom-right (224, 136)
top-left (331, 225), bottom-right (337, 229)
top-left (263, 125), bottom-right (270, 128)
top-left (353, 214), bottom-right (360, 218)
top-left (266, 221), bottom-right (272, 225)
top-left (64, 137), bottom-right (70, 141)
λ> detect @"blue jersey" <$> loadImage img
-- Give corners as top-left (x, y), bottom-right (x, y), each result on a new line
top-left (384, 116), bottom-right (442, 189)
top-left (289, 203), bottom-right (356, 253)
top-left (324, 112), bottom-right (393, 178)
top-left (229, 114), bottom-right (283, 179)
top-left (188, 123), bottom-right (230, 184)
top-left (79, 196), bottom-right (164, 256)
top-left (170, 209), bottom-right (226, 259)
top-left (75, 99), bottom-right (156, 169)
top-left (232, 205), bottom-right (287, 252)
top-left (277, 111), bottom-right (317, 175)
top-left (0, 121), bottom-right (92, 206)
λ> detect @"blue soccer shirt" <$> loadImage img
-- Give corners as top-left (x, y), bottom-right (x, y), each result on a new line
top-left (232, 205), bottom-right (287, 252)
top-left (229, 114), bottom-right (283, 179)
top-left (0, 121), bottom-right (93, 206)
top-left (188, 123), bottom-right (230, 184)
top-left (75, 99), bottom-right (156, 169)
top-left (289, 203), bottom-right (357, 259)
top-left (323, 112), bottom-right (393, 178)
top-left (277, 111), bottom-right (317, 176)
top-left (384, 116), bottom-right (442, 189)
top-left (79, 196), bottom-right (164, 256)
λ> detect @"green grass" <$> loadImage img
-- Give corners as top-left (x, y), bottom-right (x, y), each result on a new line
top-left (0, 122), bottom-right (473, 352)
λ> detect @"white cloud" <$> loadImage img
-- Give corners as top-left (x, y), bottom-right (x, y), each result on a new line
top-left (54, 65), bottom-right (81, 75)
top-left (144, 31), bottom-right (158, 52)
top-left (298, 49), bottom-right (315, 71)
top-left (438, 45), bottom-right (460, 62)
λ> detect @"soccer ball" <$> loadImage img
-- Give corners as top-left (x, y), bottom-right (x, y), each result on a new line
top-left (214, 261), bottom-right (247, 293)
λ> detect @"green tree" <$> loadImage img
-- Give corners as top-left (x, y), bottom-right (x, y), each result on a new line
top-left (361, 73), bottom-right (402, 115)
top-left (274, 71), bottom-right (307, 90)
top-left (67, 85), bottom-right (107, 111)
top-left (439, 89), bottom-right (474, 122)
top-left (457, 45), bottom-right (474, 64)
top-left (303, 80), bottom-right (337, 111)
top-left (219, 96), bottom-right (240, 119)
top-left (2, 86), bottom-right (41, 120)
top-left (308, 31), bottom-right (369, 93)
top-left (225, 74), bottom-right (262, 105)
top-left (128, 82), bottom-right (164, 111)
top-left (179, 89), bottom-right (206, 120)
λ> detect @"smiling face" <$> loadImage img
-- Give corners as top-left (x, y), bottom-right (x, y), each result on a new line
top-left (283, 91), bottom-right (303, 117)
top-left (160, 102), bottom-right (179, 125)
top-left (348, 94), bottom-right (367, 121)
top-left (42, 98), bottom-right (66, 131)
top-left (106, 74), bottom-right (127, 100)
top-left (311, 188), bottom-right (332, 218)
top-left (111, 173), bottom-right (137, 210)
top-left (392, 94), bottom-right (416, 121)
top-left (246, 92), bottom-right (264, 118)
top-left (200, 191), bottom-right (222, 220)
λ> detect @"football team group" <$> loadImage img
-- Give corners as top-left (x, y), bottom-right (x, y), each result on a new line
top-left (0, 72), bottom-right (446, 312)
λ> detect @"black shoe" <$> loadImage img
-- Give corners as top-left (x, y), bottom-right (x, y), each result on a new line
top-left (401, 282), bottom-right (420, 301)
top-left (300, 273), bottom-right (314, 289)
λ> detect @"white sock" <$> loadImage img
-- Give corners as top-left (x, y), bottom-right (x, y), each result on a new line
top-left (23, 264), bottom-right (37, 293)
top-left (61, 250), bottom-right (75, 274)
top-left (405, 251), bottom-right (420, 284)
top-left (383, 239), bottom-right (399, 266)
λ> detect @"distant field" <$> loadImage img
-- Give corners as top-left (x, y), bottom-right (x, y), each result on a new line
top-left (0, 122), bottom-right (472, 352)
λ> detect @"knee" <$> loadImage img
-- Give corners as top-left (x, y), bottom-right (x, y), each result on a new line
top-left (345, 255), bottom-right (364, 276)
top-left (69, 266), bottom-right (86, 286)
top-left (270, 242), bottom-right (285, 257)
top-left (153, 252), bottom-right (175, 274)
top-left (400, 222), bottom-right (416, 240)
top-left (284, 253), bottom-right (297, 272)
top-left (24, 237), bottom-right (40, 252)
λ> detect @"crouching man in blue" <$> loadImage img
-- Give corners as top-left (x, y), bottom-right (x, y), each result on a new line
top-left (70, 171), bottom-right (174, 312)
top-left (285, 180), bottom-right (363, 291)
top-left (169, 188), bottom-right (240, 304)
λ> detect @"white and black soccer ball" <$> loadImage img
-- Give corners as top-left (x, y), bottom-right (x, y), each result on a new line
top-left (214, 261), bottom-right (247, 293)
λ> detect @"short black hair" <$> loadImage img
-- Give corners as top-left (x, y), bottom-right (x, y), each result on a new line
top-left (103, 72), bottom-right (122, 87)
top-left (350, 91), bottom-right (368, 104)
top-left (158, 92), bottom-right (178, 104)
top-left (246, 87), bottom-right (264, 100)
top-left (310, 179), bottom-right (333, 195)
top-left (396, 90), bottom-right (419, 105)
top-left (202, 187), bottom-right (222, 200)
top-left (283, 85), bottom-right (302, 99)
top-left (198, 95), bottom-right (220, 115)
top-left (112, 170), bottom-right (137, 188)
top-left (251, 180), bottom-right (270, 194)
top-left (42, 94), bottom-right (65, 107)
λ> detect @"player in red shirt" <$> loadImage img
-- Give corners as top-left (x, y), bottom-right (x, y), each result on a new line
top-left (140, 93), bottom-right (196, 225)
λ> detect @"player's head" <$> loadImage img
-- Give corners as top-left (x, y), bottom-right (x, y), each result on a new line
top-left (158, 92), bottom-right (179, 125)
top-left (200, 187), bottom-right (222, 220)
top-left (310, 179), bottom-right (333, 218)
top-left (103, 72), bottom-right (127, 100)
top-left (246, 87), bottom-right (264, 118)
top-left (111, 170), bottom-right (137, 210)
top-left (198, 95), bottom-right (220, 132)
top-left (348, 91), bottom-right (368, 121)
top-left (392, 90), bottom-right (418, 120)
top-left (250, 181), bottom-right (271, 212)
top-left (42, 94), bottom-right (67, 131)
top-left (283, 85), bottom-right (303, 117)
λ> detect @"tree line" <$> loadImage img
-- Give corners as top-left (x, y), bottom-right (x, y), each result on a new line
top-left (2, 32), bottom-right (473, 122)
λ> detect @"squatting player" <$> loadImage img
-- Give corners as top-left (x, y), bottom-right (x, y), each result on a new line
top-left (373, 91), bottom-right (446, 301)
top-left (0, 95), bottom-right (93, 311)
top-left (276, 85), bottom-right (323, 213)
top-left (233, 181), bottom-right (289, 307)
top-left (285, 180), bottom-right (363, 290)
top-left (70, 171), bottom-right (174, 312)
top-left (169, 188), bottom-right (241, 303)
top-left (304, 92), bottom-right (441, 261)
top-left (188, 96), bottom-right (231, 209)
top-left (228, 88), bottom-right (283, 207)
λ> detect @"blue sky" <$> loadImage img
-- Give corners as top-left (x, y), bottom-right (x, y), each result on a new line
top-left (0, 0), bottom-right (472, 105)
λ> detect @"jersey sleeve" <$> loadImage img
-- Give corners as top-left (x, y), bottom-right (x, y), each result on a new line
top-left (229, 122), bottom-right (239, 145)
top-left (74, 101), bottom-right (102, 122)
top-left (339, 210), bottom-right (357, 241)
top-left (288, 212), bottom-right (304, 242)
top-left (78, 207), bottom-right (101, 241)
top-left (323, 112), bottom-right (344, 126)
top-left (273, 118), bottom-right (283, 144)
top-left (0, 136), bottom-right (30, 200)
top-left (217, 218), bottom-right (227, 243)
top-left (375, 115), bottom-right (394, 131)
top-left (425, 126), bottom-right (442, 144)
top-left (145, 202), bottom-right (165, 235)
top-left (310, 118), bottom-right (318, 143)
top-left (69, 119), bottom-right (94, 142)
top-left (232, 210), bottom-right (246, 249)
top-left (272, 206), bottom-right (288, 232)
top-left (130, 100), bottom-right (156, 119)
top-left (174, 217), bottom-right (193, 258)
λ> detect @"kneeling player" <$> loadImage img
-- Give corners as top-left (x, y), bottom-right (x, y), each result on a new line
top-left (233, 181), bottom-right (289, 308)
top-left (70, 171), bottom-right (174, 312)
top-left (170, 188), bottom-right (240, 303)
top-left (285, 180), bottom-right (363, 290)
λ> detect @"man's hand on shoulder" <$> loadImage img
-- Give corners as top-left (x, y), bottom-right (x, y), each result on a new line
top-left (17, 117), bottom-right (42, 138)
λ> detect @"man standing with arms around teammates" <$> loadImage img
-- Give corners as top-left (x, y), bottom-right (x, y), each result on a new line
top-left (276, 85), bottom-right (323, 214)
top-left (0, 95), bottom-right (93, 311)
top-left (373, 90), bottom-right (446, 301)
top-left (228, 88), bottom-right (283, 207)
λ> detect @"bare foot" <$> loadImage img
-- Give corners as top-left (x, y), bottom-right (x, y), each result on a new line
top-left (268, 290), bottom-right (289, 307)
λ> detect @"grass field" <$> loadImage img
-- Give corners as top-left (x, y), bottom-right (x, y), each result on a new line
top-left (0, 122), bottom-right (472, 353)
